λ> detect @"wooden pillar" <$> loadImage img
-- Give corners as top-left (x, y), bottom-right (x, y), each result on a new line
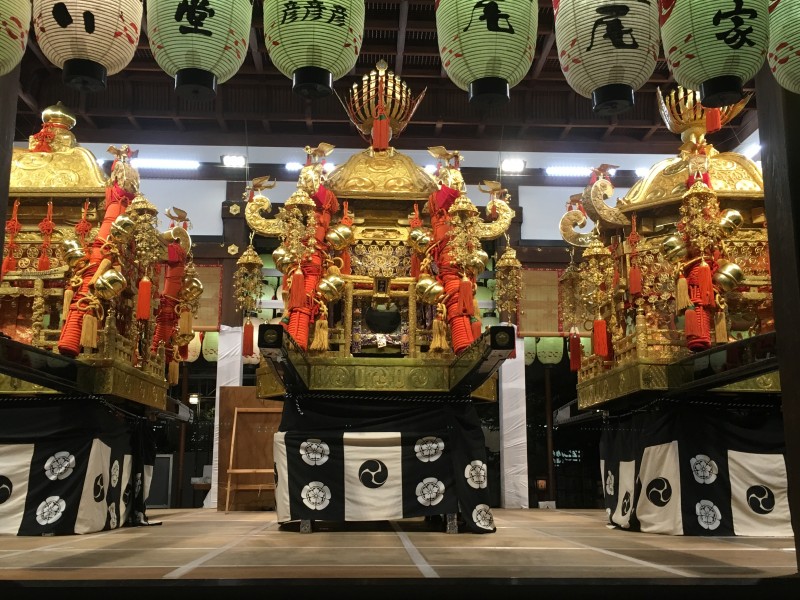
top-left (0, 65), bottom-right (20, 251)
top-left (755, 64), bottom-right (800, 571)
top-left (221, 184), bottom-right (249, 327)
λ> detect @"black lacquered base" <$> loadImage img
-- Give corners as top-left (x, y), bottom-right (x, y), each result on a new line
top-left (591, 83), bottom-right (635, 116)
top-left (699, 75), bottom-right (744, 108)
top-left (62, 59), bottom-right (107, 93)
top-left (468, 77), bottom-right (510, 107)
top-left (175, 68), bottom-right (217, 101)
top-left (293, 66), bottom-right (333, 99)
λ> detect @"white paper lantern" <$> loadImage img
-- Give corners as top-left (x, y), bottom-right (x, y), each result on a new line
top-left (536, 336), bottom-right (564, 366)
top-left (32, 0), bottom-right (142, 91)
top-left (0, 0), bottom-right (31, 77)
top-left (436, 0), bottom-right (537, 105)
top-left (554, 0), bottom-right (659, 115)
top-left (185, 331), bottom-right (203, 362)
top-left (660, 0), bottom-right (769, 107)
top-left (263, 0), bottom-right (364, 98)
top-left (202, 330), bottom-right (219, 362)
top-left (147, 0), bottom-right (252, 100)
top-left (523, 336), bottom-right (537, 366)
top-left (767, 0), bottom-right (800, 94)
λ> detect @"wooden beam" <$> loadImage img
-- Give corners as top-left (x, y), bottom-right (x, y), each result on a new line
top-left (394, 0), bottom-right (409, 77)
top-left (249, 27), bottom-right (263, 72)
top-left (531, 33), bottom-right (555, 79)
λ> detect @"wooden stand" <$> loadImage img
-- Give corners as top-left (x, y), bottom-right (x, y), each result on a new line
top-left (225, 406), bottom-right (278, 512)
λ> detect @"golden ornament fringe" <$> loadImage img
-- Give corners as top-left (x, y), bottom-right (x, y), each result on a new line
top-left (61, 288), bottom-right (74, 322)
top-left (714, 311), bottom-right (728, 343)
top-left (80, 312), bottom-right (98, 349)
top-left (309, 318), bottom-right (329, 352)
top-left (675, 274), bottom-right (691, 312)
top-left (168, 359), bottom-right (180, 386)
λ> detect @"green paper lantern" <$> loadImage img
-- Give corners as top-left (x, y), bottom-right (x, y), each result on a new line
top-left (554, 0), bottom-right (659, 116)
top-left (767, 0), bottom-right (800, 94)
top-left (0, 0), bottom-right (31, 77)
top-left (32, 0), bottom-right (142, 92)
top-left (660, 0), bottom-right (769, 108)
top-left (263, 0), bottom-right (365, 99)
top-left (436, 0), bottom-right (538, 106)
top-left (147, 0), bottom-right (253, 100)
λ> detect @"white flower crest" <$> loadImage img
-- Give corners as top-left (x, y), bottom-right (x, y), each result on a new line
top-left (690, 454), bottom-right (719, 484)
top-left (110, 460), bottom-right (120, 487)
top-left (301, 481), bottom-right (331, 510)
top-left (605, 470), bottom-right (615, 496)
top-left (44, 451), bottom-right (75, 481)
top-left (414, 436), bottom-right (444, 463)
top-left (300, 438), bottom-right (330, 466)
top-left (464, 460), bottom-right (488, 489)
top-left (696, 499), bottom-right (722, 530)
top-left (108, 503), bottom-right (118, 529)
top-left (472, 504), bottom-right (494, 530)
top-left (36, 496), bottom-right (66, 525)
top-left (416, 477), bottom-right (445, 506)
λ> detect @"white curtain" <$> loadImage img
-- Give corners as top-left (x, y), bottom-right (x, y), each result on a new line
top-left (203, 325), bottom-right (244, 508)
top-left (499, 330), bottom-right (529, 508)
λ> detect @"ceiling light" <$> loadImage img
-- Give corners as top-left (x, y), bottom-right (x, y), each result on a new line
top-left (131, 158), bottom-right (200, 170)
top-left (424, 164), bottom-right (437, 174)
top-left (323, 162), bottom-right (336, 173)
top-left (222, 155), bottom-right (246, 168)
top-left (545, 166), bottom-right (593, 177)
top-left (635, 167), bottom-right (650, 178)
top-left (189, 394), bottom-right (199, 405)
top-left (501, 158), bottom-right (526, 173)
top-left (285, 162), bottom-right (303, 171)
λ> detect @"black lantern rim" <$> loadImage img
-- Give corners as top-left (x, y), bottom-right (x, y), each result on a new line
top-left (591, 84), bottom-right (635, 116)
top-left (468, 77), bottom-right (510, 107)
top-left (62, 59), bottom-right (107, 93)
top-left (175, 68), bottom-right (217, 102)
top-left (292, 67), bottom-right (334, 99)
top-left (699, 75), bottom-right (743, 108)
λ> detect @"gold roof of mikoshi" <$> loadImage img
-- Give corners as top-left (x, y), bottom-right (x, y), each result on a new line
top-left (616, 87), bottom-right (763, 213)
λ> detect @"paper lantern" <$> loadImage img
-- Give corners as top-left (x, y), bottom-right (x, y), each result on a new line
top-left (767, 0), bottom-right (800, 94)
top-left (0, 0), bottom-right (31, 76)
top-left (32, 0), bottom-right (142, 91)
top-left (202, 330), bottom-right (219, 362)
top-left (554, 0), bottom-right (659, 115)
top-left (185, 331), bottom-right (203, 362)
top-left (536, 336), bottom-right (564, 366)
top-left (436, 0), bottom-right (537, 105)
top-left (523, 336), bottom-right (537, 366)
top-left (660, 0), bottom-right (769, 108)
top-left (263, 0), bottom-right (364, 98)
top-left (147, 0), bottom-right (252, 100)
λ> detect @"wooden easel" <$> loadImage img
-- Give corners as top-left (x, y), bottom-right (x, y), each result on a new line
top-left (225, 407), bottom-right (278, 513)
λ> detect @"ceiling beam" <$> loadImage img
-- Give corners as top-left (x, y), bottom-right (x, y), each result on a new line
top-left (394, 0), bottom-right (410, 77)
top-left (249, 27), bottom-right (263, 72)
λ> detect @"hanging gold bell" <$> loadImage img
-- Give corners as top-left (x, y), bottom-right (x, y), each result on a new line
top-left (272, 246), bottom-right (297, 274)
top-left (61, 239), bottom-right (87, 268)
top-left (181, 275), bottom-right (204, 301)
top-left (408, 228), bottom-right (431, 253)
top-left (110, 214), bottom-right (136, 243)
top-left (93, 268), bottom-right (127, 300)
top-left (718, 209), bottom-right (744, 237)
top-left (325, 223), bottom-right (353, 251)
top-left (713, 260), bottom-right (745, 292)
top-left (661, 235), bottom-right (688, 263)
top-left (317, 271), bottom-right (345, 302)
top-left (466, 248), bottom-right (489, 276)
top-left (415, 274), bottom-right (444, 305)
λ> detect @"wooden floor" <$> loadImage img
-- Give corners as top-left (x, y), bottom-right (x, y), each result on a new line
top-left (1, 508), bottom-right (797, 599)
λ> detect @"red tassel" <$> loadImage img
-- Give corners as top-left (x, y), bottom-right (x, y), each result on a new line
top-left (684, 308), bottom-right (698, 337)
top-left (593, 319), bottom-right (608, 358)
top-left (242, 319), bottom-right (254, 356)
top-left (628, 262), bottom-right (642, 296)
top-left (38, 250), bottom-right (51, 271)
top-left (2, 255), bottom-right (16, 278)
top-left (340, 250), bottom-right (351, 275)
top-left (457, 277), bottom-right (473, 315)
top-left (411, 253), bottom-right (420, 278)
top-left (471, 317), bottom-right (481, 338)
top-left (697, 261), bottom-right (714, 306)
top-left (569, 329), bottom-right (582, 372)
top-left (289, 268), bottom-right (306, 309)
top-left (179, 344), bottom-right (189, 361)
top-left (705, 107), bottom-right (721, 133)
top-left (136, 276), bottom-right (152, 320)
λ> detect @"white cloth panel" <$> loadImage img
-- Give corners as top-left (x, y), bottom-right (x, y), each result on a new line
top-left (203, 325), bottom-right (244, 509)
top-left (613, 460), bottom-right (636, 529)
top-left (729, 450), bottom-right (793, 536)
top-left (498, 331), bottom-right (529, 508)
top-left (636, 441), bottom-right (683, 535)
top-left (0, 444), bottom-right (34, 534)
top-left (343, 432), bottom-right (403, 521)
